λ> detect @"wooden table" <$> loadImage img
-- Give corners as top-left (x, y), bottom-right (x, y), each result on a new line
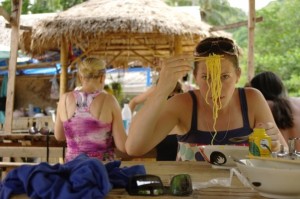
top-left (0, 133), bottom-right (65, 147)
top-left (0, 133), bottom-right (66, 164)
top-left (0, 133), bottom-right (156, 162)
top-left (9, 161), bottom-right (262, 199)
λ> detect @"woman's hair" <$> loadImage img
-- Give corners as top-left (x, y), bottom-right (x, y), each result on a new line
top-left (78, 57), bottom-right (106, 79)
top-left (193, 37), bottom-right (242, 75)
top-left (250, 71), bottom-right (293, 129)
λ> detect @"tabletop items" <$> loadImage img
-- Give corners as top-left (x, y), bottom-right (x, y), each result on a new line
top-left (126, 174), bottom-right (193, 196)
top-left (199, 145), bottom-right (248, 167)
top-left (0, 116), bottom-right (54, 133)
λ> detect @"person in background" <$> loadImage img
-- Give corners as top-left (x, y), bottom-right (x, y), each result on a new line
top-left (250, 71), bottom-right (300, 151)
top-left (126, 36), bottom-right (287, 161)
top-left (55, 57), bottom-right (127, 162)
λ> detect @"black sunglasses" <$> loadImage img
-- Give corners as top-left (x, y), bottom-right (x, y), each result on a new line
top-left (126, 174), bottom-right (193, 196)
top-left (194, 39), bottom-right (237, 57)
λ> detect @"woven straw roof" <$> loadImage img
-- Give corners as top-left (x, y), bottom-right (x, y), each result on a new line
top-left (20, 0), bottom-right (229, 67)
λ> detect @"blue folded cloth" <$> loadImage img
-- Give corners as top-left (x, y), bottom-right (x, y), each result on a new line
top-left (0, 154), bottom-right (146, 199)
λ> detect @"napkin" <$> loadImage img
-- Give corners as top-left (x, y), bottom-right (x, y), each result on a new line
top-left (192, 168), bottom-right (250, 190)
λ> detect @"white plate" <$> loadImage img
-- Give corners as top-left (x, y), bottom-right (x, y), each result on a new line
top-left (237, 159), bottom-right (300, 199)
top-left (199, 145), bottom-right (248, 167)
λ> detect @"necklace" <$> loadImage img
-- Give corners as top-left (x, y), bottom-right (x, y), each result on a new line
top-left (203, 104), bottom-right (231, 144)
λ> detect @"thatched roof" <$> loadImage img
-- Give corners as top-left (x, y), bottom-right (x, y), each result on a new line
top-left (0, 13), bottom-right (56, 48)
top-left (20, 0), bottom-right (229, 67)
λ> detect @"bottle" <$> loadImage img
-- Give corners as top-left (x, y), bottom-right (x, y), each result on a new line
top-left (122, 103), bottom-right (132, 135)
top-left (249, 128), bottom-right (272, 157)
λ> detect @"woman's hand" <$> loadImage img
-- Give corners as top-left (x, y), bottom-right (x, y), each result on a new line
top-left (157, 55), bottom-right (192, 97)
top-left (255, 122), bottom-right (280, 151)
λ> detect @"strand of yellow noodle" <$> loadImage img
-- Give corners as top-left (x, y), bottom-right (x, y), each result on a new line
top-left (204, 54), bottom-right (223, 145)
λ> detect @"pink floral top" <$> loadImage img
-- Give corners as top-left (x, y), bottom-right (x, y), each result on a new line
top-left (63, 90), bottom-right (115, 162)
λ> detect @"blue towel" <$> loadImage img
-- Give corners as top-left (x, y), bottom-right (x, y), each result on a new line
top-left (0, 154), bottom-right (146, 199)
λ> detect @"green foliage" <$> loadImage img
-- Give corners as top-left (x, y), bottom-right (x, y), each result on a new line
top-left (60, 0), bottom-right (87, 11)
top-left (30, 0), bottom-right (60, 13)
top-left (255, 0), bottom-right (300, 96)
top-left (0, 0), bottom-right (87, 14)
top-left (110, 82), bottom-right (123, 104)
top-left (199, 0), bottom-right (245, 26)
top-left (164, 0), bottom-right (247, 27)
top-left (1, 0), bottom-right (30, 14)
top-left (164, 0), bottom-right (197, 6)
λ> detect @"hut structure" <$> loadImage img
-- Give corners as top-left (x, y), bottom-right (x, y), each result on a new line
top-left (20, 0), bottom-right (228, 96)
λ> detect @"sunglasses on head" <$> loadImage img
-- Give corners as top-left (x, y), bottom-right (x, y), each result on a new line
top-left (126, 174), bottom-right (193, 196)
top-left (194, 39), bottom-right (237, 57)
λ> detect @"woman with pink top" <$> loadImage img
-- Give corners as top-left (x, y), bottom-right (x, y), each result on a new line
top-left (55, 57), bottom-right (127, 162)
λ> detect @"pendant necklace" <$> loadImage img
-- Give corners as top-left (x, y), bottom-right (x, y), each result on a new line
top-left (204, 104), bottom-right (231, 144)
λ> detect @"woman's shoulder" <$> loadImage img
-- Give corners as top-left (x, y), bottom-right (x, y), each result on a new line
top-left (243, 87), bottom-right (263, 98)
top-left (242, 87), bottom-right (266, 107)
top-left (93, 91), bottom-right (115, 101)
top-left (168, 90), bottom-right (194, 107)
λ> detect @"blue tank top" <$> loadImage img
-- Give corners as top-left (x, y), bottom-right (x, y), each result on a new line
top-left (176, 88), bottom-right (253, 161)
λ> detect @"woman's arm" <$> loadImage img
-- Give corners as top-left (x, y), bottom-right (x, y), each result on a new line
top-left (109, 94), bottom-right (127, 153)
top-left (126, 55), bottom-right (192, 156)
top-left (54, 93), bottom-right (67, 141)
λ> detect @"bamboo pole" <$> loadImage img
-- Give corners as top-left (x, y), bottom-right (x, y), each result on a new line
top-left (106, 50), bottom-right (124, 66)
top-left (174, 35), bottom-right (183, 55)
top-left (59, 37), bottom-right (69, 97)
top-left (210, 16), bottom-right (263, 31)
top-left (4, 0), bottom-right (22, 133)
top-left (131, 50), bottom-right (153, 65)
top-left (248, 0), bottom-right (255, 82)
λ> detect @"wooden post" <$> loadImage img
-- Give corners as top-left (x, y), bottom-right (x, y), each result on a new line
top-left (248, 0), bottom-right (255, 82)
top-left (174, 35), bottom-right (183, 55)
top-left (60, 37), bottom-right (69, 97)
top-left (4, 0), bottom-right (22, 133)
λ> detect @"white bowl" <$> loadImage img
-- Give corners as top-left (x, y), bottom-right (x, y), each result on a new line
top-left (236, 159), bottom-right (300, 199)
top-left (199, 145), bottom-right (248, 167)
